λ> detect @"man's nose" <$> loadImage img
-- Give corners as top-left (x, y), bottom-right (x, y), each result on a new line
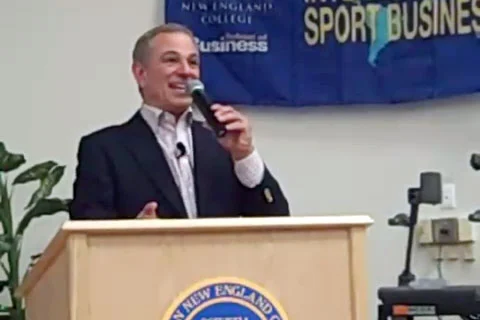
top-left (177, 61), bottom-right (196, 77)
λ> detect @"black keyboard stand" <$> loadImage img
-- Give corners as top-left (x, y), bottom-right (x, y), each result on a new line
top-left (378, 304), bottom-right (389, 320)
top-left (380, 172), bottom-right (443, 320)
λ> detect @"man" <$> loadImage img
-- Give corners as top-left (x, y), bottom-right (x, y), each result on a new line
top-left (69, 23), bottom-right (290, 220)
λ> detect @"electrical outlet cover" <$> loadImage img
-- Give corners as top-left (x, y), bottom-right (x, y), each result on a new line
top-left (441, 183), bottom-right (456, 209)
top-left (431, 218), bottom-right (459, 244)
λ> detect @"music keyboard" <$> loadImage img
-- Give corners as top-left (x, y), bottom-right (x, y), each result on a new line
top-left (378, 285), bottom-right (480, 319)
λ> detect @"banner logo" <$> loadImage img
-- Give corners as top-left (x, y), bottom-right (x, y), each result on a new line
top-left (166, 0), bottom-right (480, 106)
top-left (179, 0), bottom-right (275, 25)
top-left (194, 34), bottom-right (268, 53)
top-left (162, 277), bottom-right (289, 320)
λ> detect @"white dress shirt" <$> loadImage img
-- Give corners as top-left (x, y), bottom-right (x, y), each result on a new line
top-left (139, 103), bottom-right (265, 218)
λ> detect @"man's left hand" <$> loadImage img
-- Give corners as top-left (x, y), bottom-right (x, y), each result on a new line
top-left (211, 104), bottom-right (254, 161)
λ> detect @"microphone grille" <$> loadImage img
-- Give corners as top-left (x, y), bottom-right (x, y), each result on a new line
top-left (186, 79), bottom-right (204, 94)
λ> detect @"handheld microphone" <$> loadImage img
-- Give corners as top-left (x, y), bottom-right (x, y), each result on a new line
top-left (186, 79), bottom-right (227, 138)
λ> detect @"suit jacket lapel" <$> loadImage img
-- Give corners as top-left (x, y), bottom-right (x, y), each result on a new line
top-left (192, 121), bottom-right (215, 216)
top-left (122, 112), bottom-right (187, 216)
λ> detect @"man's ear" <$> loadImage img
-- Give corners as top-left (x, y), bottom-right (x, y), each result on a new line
top-left (131, 61), bottom-right (147, 88)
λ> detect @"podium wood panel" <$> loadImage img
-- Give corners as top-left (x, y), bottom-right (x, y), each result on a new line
top-left (17, 215), bottom-right (373, 320)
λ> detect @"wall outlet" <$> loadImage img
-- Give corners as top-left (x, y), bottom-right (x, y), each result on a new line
top-left (441, 183), bottom-right (456, 209)
top-left (432, 218), bottom-right (459, 244)
top-left (418, 217), bottom-right (475, 245)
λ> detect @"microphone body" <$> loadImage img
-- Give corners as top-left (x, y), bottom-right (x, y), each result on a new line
top-left (175, 142), bottom-right (187, 159)
top-left (186, 79), bottom-right (227, 138)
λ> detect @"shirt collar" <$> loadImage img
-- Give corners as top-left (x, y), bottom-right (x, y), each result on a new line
top-left (140, 103), bottom-right (205, 130)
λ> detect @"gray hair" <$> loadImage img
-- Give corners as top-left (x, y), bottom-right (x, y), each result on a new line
top-left (132, 23), bottom-right (196, 64)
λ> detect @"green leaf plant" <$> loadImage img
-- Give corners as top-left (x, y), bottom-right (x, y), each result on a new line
top-left (0, 142), bottom-right (71, 320)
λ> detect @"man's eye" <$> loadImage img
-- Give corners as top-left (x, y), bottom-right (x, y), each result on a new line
top-left (162, 55), bottom-right (178, 63)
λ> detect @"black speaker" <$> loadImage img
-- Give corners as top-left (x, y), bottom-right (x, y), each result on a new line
top-left (419, 172), bottom-right (442, 205)
top-left (470, 153), bottom-right (480, 170)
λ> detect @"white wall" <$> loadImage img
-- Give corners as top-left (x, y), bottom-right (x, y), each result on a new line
top-left (2, 0), bottom-right (480, 317)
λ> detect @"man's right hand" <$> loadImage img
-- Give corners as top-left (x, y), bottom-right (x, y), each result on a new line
top-left (136, 202), bottom-right (158, 219)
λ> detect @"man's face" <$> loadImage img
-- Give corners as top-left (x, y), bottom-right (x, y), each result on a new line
top-left (133, 32), bottom-right (200, 114)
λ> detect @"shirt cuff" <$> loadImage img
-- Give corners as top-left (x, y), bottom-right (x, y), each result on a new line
top-left (234, 149), bottom-right (265, 188)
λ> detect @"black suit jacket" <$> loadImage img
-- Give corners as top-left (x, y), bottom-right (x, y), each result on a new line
top-left (69, 111), bottom-right (290, 219)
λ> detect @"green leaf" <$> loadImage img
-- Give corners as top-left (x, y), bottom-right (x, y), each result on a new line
top-left (0, 280), bottom-right (8, 294)
top-left (0, 262), bottom-right (8, 277)
top-left (25, 165), bottom-right (65, 209)
top-left (0, 143), bottom-right (25, 173)
top-left (0, 236), bottom-right (12, 262)
top-left (0, 177), bottom-right (11, 236)
top-left (12, 161), bottom-right (57, 185)
top-left (16, 198), bottom-right (71, 236)
top-left (0, 240), bottom-right (10, 252)
top-left (0, 207), bottom-right (10, 236)
top-left (0, 241), bottom-right (12, 258)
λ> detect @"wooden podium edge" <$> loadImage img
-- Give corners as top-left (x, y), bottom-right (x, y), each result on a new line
top-left (62, 215), bottom-right (374, 233)
top-left (15, 215), bottom-right (373, 299)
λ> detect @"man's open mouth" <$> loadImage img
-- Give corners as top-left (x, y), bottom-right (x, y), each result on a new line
top-left (169, 83), bottom-right (187, 93)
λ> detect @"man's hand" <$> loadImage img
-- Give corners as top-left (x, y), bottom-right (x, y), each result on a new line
top-left (211, 104), bottom-right (254, 161)
top-left (136, 202), bottom-right (158, 219)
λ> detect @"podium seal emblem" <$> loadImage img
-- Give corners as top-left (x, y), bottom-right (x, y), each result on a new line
top-left (162, 276), bottom-right (288, 320)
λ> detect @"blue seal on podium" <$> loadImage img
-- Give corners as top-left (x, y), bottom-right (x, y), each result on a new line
top-left (162, 277), bottom-right (289, 320)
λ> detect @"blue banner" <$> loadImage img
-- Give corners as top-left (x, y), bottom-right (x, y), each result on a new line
top-left (165, 0), bottom-right (480, 106)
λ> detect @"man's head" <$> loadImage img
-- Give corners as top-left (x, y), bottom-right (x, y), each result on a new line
top-left (131, 23), bottom-right (200, 115)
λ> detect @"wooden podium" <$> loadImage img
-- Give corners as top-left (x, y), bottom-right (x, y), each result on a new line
top-left (16, 215), bottom-right (373, 320)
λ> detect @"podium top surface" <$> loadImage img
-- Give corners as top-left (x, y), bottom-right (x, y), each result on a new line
top-left (59, 215), bottom-right (374, 234)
